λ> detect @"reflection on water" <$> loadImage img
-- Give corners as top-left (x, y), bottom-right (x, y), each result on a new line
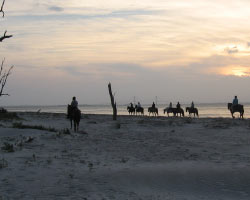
top-left (4, 103), bottom-right (250, 118)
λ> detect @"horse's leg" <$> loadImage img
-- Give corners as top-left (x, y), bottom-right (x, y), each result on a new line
top-left (231, 111), bottom-right (235, 119)
top-left (70, 119), bottom-right (72, 129)
top-left (77, 122), bottom-right (79, 131)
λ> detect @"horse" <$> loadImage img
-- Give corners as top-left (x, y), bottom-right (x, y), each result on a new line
top-left (228, 103), bottom-right (244, 119)
top-left (186, 107), bottom-right (199, 117)
top-left (127, 106), bottom-right (135, 115)
top-left (67, 105), bottom-right (81, 132)
top-left (173, 108), bottom-right (185, 117)
top-left (164, 107), bottom-right (184, 117)
top-left (148, 107), bottom-right (158, 116)
top-left (163, 107), bottom-right (174, 117)
top-left (135, 105), bottom-right (144, 115)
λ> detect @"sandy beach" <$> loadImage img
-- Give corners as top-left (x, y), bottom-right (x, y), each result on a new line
top-left (1, 112), bottom-right (250, 199)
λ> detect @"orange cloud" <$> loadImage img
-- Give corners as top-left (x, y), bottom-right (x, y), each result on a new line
top-left (219, 66), bottom-right (250, 77)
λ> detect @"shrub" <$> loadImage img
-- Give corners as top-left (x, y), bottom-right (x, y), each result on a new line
top-left (12, 122), bottom-right (57, 132)
top-left (0, 158), bottom-right (8, 169)
top-left (1, 142), bottom-right (14, 152)
top-left (0, 112), bottom-right (20, 121)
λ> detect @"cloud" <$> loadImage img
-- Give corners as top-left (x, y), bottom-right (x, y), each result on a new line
top-left (224, 46), bottom-right (239, 54)
top-left (48, 6), bottom-right (64, 12)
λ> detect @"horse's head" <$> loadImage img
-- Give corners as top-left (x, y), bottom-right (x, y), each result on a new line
top-left (227, 103), bottom-right (232, 110)
top-left (185, 107), bottom-right (188, 112)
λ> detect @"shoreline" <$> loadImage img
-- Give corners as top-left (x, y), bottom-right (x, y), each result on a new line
top-left (2, 111), bottom-right (250, 120)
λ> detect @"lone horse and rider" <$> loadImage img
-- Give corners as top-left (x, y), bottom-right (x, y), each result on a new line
top-left (67, 96), bottom-right (81, 131)
top-left (135, 102), bottom-right (144, 115)
top-left (228, 96), bottom-right (244, 118)
top-left (127, 102), bottom-right (135, 115)
top-left (186, 101), bottom-right (199, 117)
top-left (148, 102), bottom-right (158, 116)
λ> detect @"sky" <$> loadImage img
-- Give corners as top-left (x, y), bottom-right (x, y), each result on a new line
top-left (1, 0), bottom-right (250, 105)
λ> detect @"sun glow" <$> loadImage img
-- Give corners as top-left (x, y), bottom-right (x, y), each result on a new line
top-left (220, 66), bottom-right (250, 77)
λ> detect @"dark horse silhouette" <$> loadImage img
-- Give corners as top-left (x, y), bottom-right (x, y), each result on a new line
top-left (127, 106), bottom-right (135, 115)
top-left (228, 103), bottom-right (244, 119)
top-left (163, 107), bottom-right (173, 117)
top-left (164, 107), bottom-right (184, 117)
top-left (135, 105), bottom-right (144, 115)
top-left (186, 107), bottom-right (199, 117)
top-left (148, 107), bottom-right (158, 116)
top-left (67, 105), bottom-right (81, 132)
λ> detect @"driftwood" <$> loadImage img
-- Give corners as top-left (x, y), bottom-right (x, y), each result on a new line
top-left (108, 82), bottom-right (117, 120)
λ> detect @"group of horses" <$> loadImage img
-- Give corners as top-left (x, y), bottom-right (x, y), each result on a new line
top-left (67, 103), bottom-right (244, 132)
top-left (127, 105), bottom-right (198, 117)
top-left (128, 103), bottom-right (245, 119)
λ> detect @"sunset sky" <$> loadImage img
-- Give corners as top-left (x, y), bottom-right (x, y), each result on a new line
top-left (1, 0), bottom-right (250, 105)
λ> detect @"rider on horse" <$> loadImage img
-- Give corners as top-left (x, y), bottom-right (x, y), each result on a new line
top-left (232, 96), bottom-right (238, 109)
top-left (137, 102), bottom-right (141, 108)
top-left (152, 102), bottom-right (156, 108)
top-left (177, 102), bottom-right (181, 110)
top-left (190, 101), bottom-right (195, 111)
top-left (71, 96), bottom-right (78, 110)
top-left (130, 102), bottom-right (134, 108)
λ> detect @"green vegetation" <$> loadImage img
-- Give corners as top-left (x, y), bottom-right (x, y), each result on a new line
top-left (0, 158), bottom-right (8, 169)
top-left (58, 128), bottom-right (71, 136)
top-left (1, 142), bottom-right (14, 152)
top-left (12, 122), bottom-right (57, 132)
top-left (0, 112), bottom-right (20, 121)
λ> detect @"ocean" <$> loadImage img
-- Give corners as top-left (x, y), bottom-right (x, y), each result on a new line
top-left (4, 103), bottom-right (250, 118)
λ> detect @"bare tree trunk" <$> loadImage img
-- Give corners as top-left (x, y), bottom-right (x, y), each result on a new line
top-left (0, 58), bottom-right (13, 97)
top-left (0, 1), bottom-right (12, 42)
top-left (0, 0), bottom-right (14, 99)
top-left (108, 82), bottom-right (117, 120)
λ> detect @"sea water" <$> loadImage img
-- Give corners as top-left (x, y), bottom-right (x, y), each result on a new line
top-left (4, 103), bottom-right (250, 118)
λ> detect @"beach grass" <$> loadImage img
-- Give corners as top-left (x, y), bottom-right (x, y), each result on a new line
top-left (0, 112), bottom-right (20, 121)
top-left (12, 122), bottom-right (57, 132)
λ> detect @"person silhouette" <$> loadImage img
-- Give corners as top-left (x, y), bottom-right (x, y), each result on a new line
top-left (71, 96), bottom-right (78, 109)
top-left (177, 102), bottom-right (181, 109)
top-left (152, 102), bottom-right (155, 108)
top-left (232, 96), bottom-right (238, 109)
top-left (232, 96), bottom-right (238, 106)
top-left (191, 101), bottom-right (194, 109)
